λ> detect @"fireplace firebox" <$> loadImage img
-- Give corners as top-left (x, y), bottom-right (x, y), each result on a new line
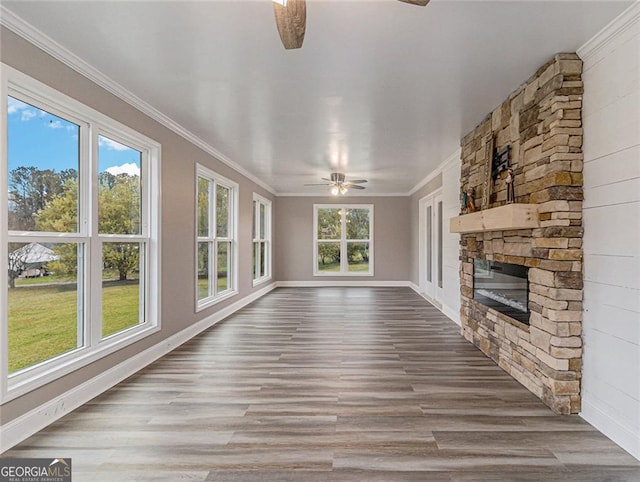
top-left (473, 259), bottom-right (529, 324)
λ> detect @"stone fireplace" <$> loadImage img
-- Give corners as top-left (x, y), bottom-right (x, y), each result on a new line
top-left (455, 53), bottom-right (584, 414)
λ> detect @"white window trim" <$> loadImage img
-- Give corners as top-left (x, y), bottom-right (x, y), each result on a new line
top-left (313, 204), bottom-right (374, 277)
top-left (252, 193), bottom-right (272, 287)
top-left (0, 64), bottom-right (162, 403)
top-left (195, 164), bottom-right (239, 311)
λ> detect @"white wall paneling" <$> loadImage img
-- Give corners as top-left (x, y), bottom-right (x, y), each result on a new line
top-left (578, 2), bottom-right (640, 461)
top-left (440, 156), bottom-right (462, 325)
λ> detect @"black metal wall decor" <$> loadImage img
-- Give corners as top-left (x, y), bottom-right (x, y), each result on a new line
top-left (492, 145), bottom-right (511, 179)
top-left (482, 134), bottom-right (495, 209)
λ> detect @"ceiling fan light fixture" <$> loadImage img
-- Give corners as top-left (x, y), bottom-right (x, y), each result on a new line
top-left (273, 0), bottom-right (287, 6)
top-left (305, 172), bottom-right (367, 194)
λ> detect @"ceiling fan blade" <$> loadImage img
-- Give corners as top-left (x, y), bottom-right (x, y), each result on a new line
top-left (348, 185), bottom-right (366, 190)
top-left (345, 180), bottom-right (368, 184)
top-left (273, 0), bottom-right (306, 50)
top-left (398, 0), bottom-right (430, 6)
top-left (304, 183), bottom-right (331, 186)
top-left (320, 178), bottom-right (332, 182)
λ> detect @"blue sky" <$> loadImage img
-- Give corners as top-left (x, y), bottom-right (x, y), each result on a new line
top-left (7, 96), bottom-right (140, 176)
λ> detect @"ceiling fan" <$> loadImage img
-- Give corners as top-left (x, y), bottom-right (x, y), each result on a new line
top-left (273, 0), bottom-right (430, 50)
top-left (305, 172), bottom-right (368, 195)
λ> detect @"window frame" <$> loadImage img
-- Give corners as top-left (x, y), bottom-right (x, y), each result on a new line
top-left (252, 193), bottom-right (272, 287)
top-left (313, 204), bottom-right (374, 277)
top-left (195, 164), bottom-right (239, 311)
top-left (0, 64), bottom-right (161, 402)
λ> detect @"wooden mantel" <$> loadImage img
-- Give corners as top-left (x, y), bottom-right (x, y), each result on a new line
top-left (449, 203), bottom-right (539, 234)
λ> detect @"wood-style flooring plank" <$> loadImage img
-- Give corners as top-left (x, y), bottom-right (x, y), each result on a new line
top-left (4, 287), bottom-right (639, 480)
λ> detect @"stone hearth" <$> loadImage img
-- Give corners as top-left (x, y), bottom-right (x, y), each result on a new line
top-left (457, 53), bottom-right (584, 414)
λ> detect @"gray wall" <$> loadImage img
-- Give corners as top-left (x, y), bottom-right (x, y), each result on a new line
top-left (0, 27), bottom-right (275, 424)
top-left (408, 175), bottom-right (443, 286)
top-left (275, 196), bottom-right (411, 282)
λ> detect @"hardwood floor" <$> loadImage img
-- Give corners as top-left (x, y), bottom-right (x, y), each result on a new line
top-left (5, 287), bottom-right (639, 481)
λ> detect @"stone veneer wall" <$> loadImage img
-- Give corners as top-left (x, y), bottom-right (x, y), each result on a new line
top-left (459, 54), bottom-right (584, 414)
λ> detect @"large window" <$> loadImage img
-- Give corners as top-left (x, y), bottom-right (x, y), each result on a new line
top-left (196, 165), bottom-right (238, 309)
top-left (252, 194), bottom-right (272, 286)
top-left (1, 65), bottom-right (161, 401)
top-left (314, 204), bottom-right (373, 276)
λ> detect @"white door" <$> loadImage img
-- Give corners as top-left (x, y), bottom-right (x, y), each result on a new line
top-left (419, 190), bottom-right (443, 304)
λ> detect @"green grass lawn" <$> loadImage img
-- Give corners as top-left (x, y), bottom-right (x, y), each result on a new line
top-left (14, 269), bottom-right (126, 287)
top-left (14, 273), bottom-right (69, 286)
top-left (8, 281), bottom-right (140, 374)
top-left (197, 275), bottom-right (230, 300)
top-left (317, 261), bottom-right (370, 273)
top-left (102, 280), bottom-right (140, 338)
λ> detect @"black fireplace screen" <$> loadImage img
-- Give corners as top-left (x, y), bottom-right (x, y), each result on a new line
top-left (473, 259), bottom-right (529, 324)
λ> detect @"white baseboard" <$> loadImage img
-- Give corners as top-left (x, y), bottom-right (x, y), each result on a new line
top-left (276, 280), bottom-right (411, 288)
top-left (409, 283), bottom-right (461, 326)
top-left (442, 304), bottom-right (461, 326)
top-left (408, 281), bottom-right (420, 293)
top-left (580, 398), bottom-right (640, 462)
top-left (0, 282), bottom-right (276, 454)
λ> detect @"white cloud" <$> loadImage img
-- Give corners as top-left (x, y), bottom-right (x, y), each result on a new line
top-left (47, 120), bottom-right (64, 129)
top-left (7, 97), bottom-right (27, 115)
top-left (105, 163), bottom-right (140, 177)
top-left (21, 109), bottom-right (37, 121)
top-left (99, 137), bottom-right (131, 151)
top-left (8, 98), bottom-right (38, 122)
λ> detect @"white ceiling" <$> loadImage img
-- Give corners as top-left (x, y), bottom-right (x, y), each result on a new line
top-left (1, 0), bottom-right (632, 195)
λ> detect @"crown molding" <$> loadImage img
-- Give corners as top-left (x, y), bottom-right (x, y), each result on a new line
top-left (408, 148), bottom-right (461, 196)
top-left (0, 6), bottom-right (277, 195)
top-left (276, 191), bottom-right (409, 197)
top-left (577, 1), bottom-right (640, 62)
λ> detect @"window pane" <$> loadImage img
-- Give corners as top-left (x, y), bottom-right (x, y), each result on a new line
top-left (198, 177), bottom-right (210, 237)
top-left (252, 200), bottom-right (257, 240)
top-left (260, 241), bottom-right (266, 277)
top-left (217, 241), bottom-right (230, 292)
top-left (8, 242), bottom-right (82, 374)
top-left (259, 202), bottom-right (266, 239)
top-left (317, 208), bottom-right (341, 240)
top-left (7, 96), bottom-right (79, 233)
top-left (197, 242), bottom-right (210, 300)
top-left (101, 242), bottom-right (142, 338)
top-left (426, 205), bottom-right (432, 283)
top-left (216, 185), bottom-right (230, 238)
top-left (98, 135), bottom-right (142, 235)
top-left (438, 201), bottom-right (443, 289)
top-left (317, 242), bottom-right (340, 273)
top-left (253, 241), bottom-right (259, 279)
top-left (346, 208), bottom-right (370, 240)
top-left (347, 242), bottom-right (369, 272)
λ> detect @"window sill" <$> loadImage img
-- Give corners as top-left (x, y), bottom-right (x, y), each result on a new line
top-left (196, 289), bottom-right (238, 312)
top-left (4, 322), bottom-right (160, 403)
top-left (252, 276), bottom-right (272, 288)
